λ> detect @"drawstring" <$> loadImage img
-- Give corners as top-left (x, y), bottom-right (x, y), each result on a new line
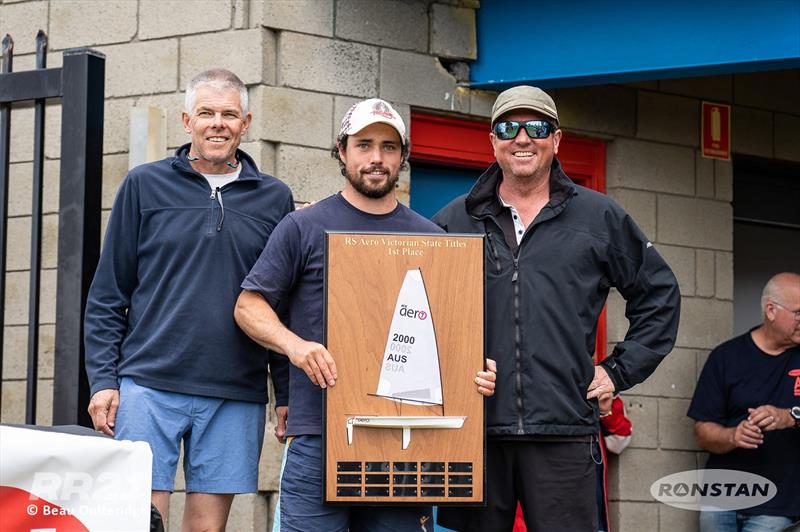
top-left (210, 187), bottom-right (225, 231)
top-left (590, 433), bottom-right (603, 465)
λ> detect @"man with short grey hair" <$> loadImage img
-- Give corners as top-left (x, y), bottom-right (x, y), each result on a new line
top-left (689, 272), bottom-right (800, 531)
top-left (184, 68), bottom-right (249, 116)
top-left (84, 68), bottom-right (293, 530)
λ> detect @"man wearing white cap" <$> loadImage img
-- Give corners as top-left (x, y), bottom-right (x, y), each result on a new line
top-left (234, 98), bottom-right (497, 531)
top-left (434, 86), bottom-right (680, 531)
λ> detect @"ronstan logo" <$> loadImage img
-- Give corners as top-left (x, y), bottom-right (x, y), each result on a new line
top-left (651, 469), bottom-right (776, 511)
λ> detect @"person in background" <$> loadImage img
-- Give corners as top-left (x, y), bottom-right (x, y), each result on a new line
top-left (688, 272), bottom-right (800, 531)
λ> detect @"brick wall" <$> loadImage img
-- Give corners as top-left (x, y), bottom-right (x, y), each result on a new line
top-left (2, 1), bottom-right (799, 530)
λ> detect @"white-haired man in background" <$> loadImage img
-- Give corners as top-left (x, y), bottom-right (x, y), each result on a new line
top-left (689, 272), bottom-right (800, 531)
top-left (84, 69), bottom-right (294, 530)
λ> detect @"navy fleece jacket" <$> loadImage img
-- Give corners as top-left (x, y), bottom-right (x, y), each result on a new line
top-left (84, 144), bottom-right (293, 404)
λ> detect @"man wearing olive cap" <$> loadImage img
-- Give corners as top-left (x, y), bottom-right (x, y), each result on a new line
top-left (433, 86), bottom-right (681, 531)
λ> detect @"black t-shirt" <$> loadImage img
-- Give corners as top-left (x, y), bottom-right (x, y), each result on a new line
top-left (242, 193), bottom-right (443, 436)
top-left (687, 332), bottom-right (800, 516)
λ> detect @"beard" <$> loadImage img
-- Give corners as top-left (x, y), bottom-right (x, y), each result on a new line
top-left (345, 165), bottom-right (399, 199)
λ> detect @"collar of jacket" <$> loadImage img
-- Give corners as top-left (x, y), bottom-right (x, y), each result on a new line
top-left (170, 143), bottom-right (263, 182)
top-left (464, 157), bottom-right (576, 220)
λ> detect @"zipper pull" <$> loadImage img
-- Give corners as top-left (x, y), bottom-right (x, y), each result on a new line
top-left (512, 258), bottom-right (519, 282)
top-left (210, 188), bottom-right (217, 200)
top-left (215, 187), bottom-right (225, 232)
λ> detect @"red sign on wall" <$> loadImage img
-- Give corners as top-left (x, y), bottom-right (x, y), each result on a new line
top-left (701, 101), bottom-right (731, 160)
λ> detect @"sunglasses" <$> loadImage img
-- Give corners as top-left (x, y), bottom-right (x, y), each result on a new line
top-left (493, 120), bottom-right (555, 140)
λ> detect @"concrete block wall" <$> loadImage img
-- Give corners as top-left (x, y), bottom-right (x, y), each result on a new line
top-left (578, 76), bottom-right (734, 530)
top-left (564, 70), bottom-right (799, 531)
top-left (3, 1), bottom-right (799, 531)
top-left (0, 0), bottom-right (485, 529)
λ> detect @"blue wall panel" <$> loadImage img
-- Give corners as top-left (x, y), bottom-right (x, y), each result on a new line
top-left (410, 164), bottom-right (481, 220)
top-left (472, 0), bottom-right (800, 89)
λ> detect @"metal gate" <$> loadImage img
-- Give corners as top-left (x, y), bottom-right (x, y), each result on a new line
top-left (0, 31), bottom-right (104, 427)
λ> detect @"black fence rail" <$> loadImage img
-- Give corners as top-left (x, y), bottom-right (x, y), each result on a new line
top-left (0, 31), bottom-right (104, 427)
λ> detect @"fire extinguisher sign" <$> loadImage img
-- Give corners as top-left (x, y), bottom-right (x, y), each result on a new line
top-left (701, 101), bottom-right (731, 160)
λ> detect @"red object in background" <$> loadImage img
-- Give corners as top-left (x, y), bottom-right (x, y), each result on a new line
top-left (514, 502), bottom-right (526, 530)
top-left (789, 369), bottom-right (800, 396)
top-left (701, 101), bottom-right (731, 160)
top-left (602, 397), bottom-right (633, 437)
top-left (410, 112), bottom-right (495, 169)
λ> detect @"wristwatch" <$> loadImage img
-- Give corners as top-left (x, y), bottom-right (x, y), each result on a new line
top-left (791, 406), bottom-right (800, 429)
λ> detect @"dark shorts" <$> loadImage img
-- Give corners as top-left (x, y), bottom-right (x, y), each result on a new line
top-left (437, 439), bottom-right (597, 532)
top-left (279, 435), bottom-right (433, 532)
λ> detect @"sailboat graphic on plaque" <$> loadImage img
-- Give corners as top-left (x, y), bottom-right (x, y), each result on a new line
top-left (345, 268), bottom-right (466, 450)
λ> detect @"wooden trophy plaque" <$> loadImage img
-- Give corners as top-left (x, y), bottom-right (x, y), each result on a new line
top-left (324, 232), bottom-right (485, 505)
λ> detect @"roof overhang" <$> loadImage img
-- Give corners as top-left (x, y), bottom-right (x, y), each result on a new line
top-left (470, 1), bottom-right (800, 90)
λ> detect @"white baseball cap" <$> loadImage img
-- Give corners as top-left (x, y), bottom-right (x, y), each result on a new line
top-left (339, 98), bottom-right (407, 145)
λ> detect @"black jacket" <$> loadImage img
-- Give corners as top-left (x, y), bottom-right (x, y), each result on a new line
top-left (433, 159), bottom-right (680, 437)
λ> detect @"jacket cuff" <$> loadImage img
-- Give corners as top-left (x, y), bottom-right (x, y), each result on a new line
top-left (268, 351), bottom-right (290, 407)
top-left (89, 379), bottom-right (120, 398)
top-left (274, 398), bottom-right (288, 409)
top-left (273, 384), bottom-right (289, 408)
top-left (599, 357), bottom-right (626, 392)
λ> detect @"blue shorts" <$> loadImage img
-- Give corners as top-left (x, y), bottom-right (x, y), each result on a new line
top-left (115, 377), bottom-right (266, 493)
top-left (279, 435), bottom-right (432, 532)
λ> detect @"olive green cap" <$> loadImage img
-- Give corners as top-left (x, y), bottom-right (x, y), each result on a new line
top-left (491, 85), bottom-right (559, 126)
